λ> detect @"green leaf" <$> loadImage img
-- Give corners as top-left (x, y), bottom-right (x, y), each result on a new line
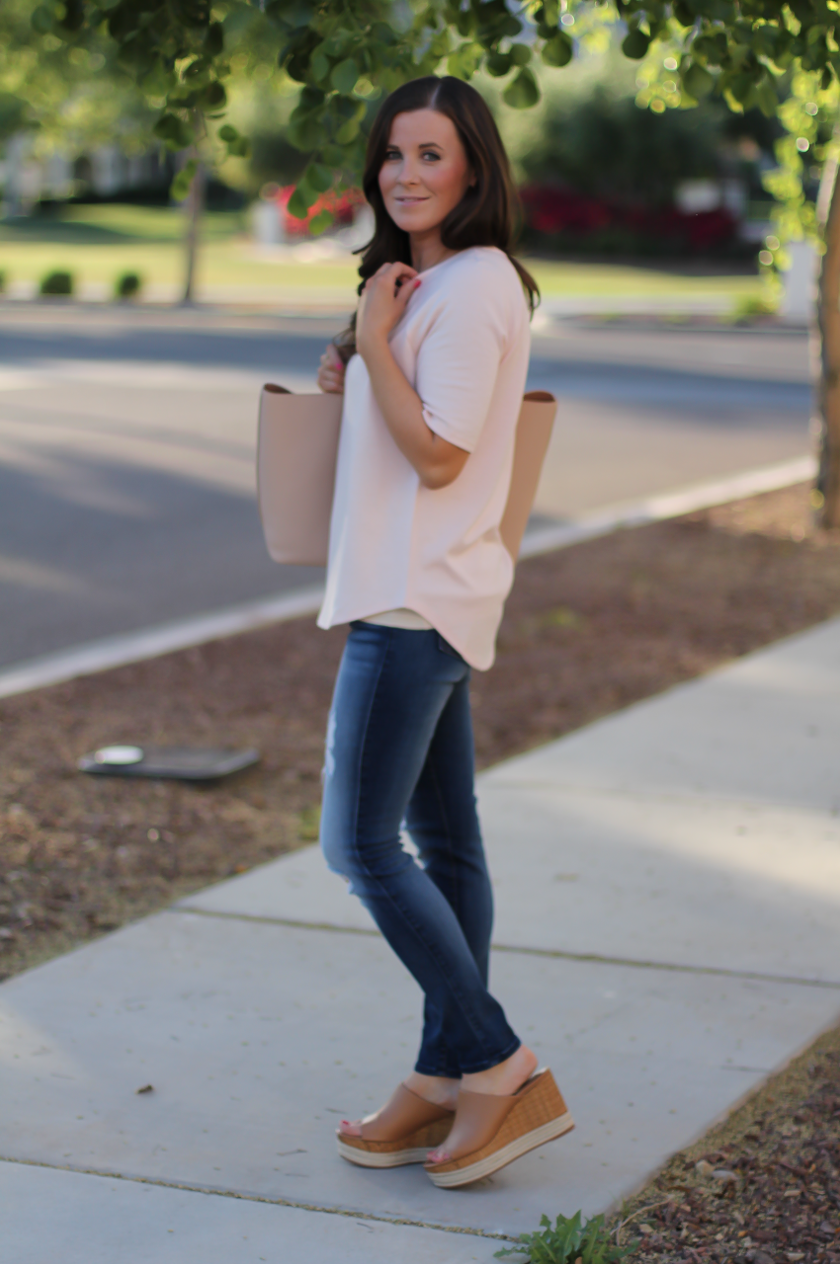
top-left (335, 115), bottom-right (362, 144)
top-left (171, 159), bottom-right (197, 202)
top-left (59, 0), bottom-right (85, 33)
top-left (753, 77), bottom-right (779, 116)
top-left (456, 10), bottom-right (473, 37)
top-left (153, 113), bottom-right (193, 149)
top-left (305, 162), bottom-right (333, 193)
top-left (331, 95), bottom-right (365, 144)
top-left (541, 31), bottom-right (573, 67)
top-left (297, 85), bottom-right (327, 113)
top-left (486, 51), bottom-right (513, 76)
top-left (502, 66), bottom-right (540, 109)
top-left (370, 23), bottom-right (398, 47)
top-left (331, 57), bottom-right (359, 94)
top-left (448, 41), bottom-right (483, 79)
top-left (30, 5), bottom-right (55, 35)
top-left (287, 187), bottom-right (312, 219)
top-left (201, 81), bottom-right (226, 109)
top-left (310, 50), bottom-right (331, 81)
top-left (309, 209), bottom-right (334, 235)
top-left (288, 114), bottom-right (327, 150)
top-left (681, 60), bottom-right (715, 97)
top-left (204, 20), bottom-right (224, 56)
top-left (510, 43), bottom-right (532, 66)
top-left (218, 124), bottom-right (239, 143)
top-left (622, 26), bottom-right (651, 59)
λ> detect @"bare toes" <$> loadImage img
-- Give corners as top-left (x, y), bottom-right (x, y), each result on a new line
top-left (338, 1119), bottom-right (362, 1137)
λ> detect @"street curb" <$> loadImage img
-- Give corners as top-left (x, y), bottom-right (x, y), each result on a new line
top-left (0, 455), bottom-right (816, 701)
top-left (518, 454), bottom-right (817, 559)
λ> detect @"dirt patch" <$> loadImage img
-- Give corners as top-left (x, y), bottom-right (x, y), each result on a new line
top-left (1, 480), bottom-right (839, 983)
top-left (609, 1023), bottom-right (840, 1263)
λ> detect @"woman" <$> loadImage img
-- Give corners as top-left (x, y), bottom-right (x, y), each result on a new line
top-left (315, 75), bottom-right (573, 1189)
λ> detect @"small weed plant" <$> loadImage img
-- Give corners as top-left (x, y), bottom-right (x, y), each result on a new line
top-left (495, 1211), bottom-right (638, 1264)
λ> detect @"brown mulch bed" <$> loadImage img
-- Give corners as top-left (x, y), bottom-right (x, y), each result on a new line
top-left (609, 1024), bottom-right (840, 1263)
top-left (1, 480), bottom-right (840, 987)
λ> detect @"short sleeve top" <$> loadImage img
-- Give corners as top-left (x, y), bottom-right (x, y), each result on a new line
top-left (316, 246), bottom-right (531, 670)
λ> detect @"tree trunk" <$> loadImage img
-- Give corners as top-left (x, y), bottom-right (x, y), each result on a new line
top-left (815, 144), bottom-right (840, 527)
top-left (182, 157), bottom-right (205, 306)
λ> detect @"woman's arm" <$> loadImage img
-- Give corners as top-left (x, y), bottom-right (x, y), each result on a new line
top-left (356, 262), bottom-right (469, 491)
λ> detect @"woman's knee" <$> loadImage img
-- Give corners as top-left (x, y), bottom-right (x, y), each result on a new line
top-left (319, 814), bottom-right (354, 880)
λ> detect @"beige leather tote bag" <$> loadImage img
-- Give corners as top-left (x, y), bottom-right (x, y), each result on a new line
top-left (257, 384), bottom-right (557, 567)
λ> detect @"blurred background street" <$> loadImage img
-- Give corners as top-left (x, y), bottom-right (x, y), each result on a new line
top-left (0, 301), bottom-right (810, 669)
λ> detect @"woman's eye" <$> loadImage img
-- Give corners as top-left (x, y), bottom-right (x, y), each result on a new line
top-left (384, 149), bottom-right (400, 161)
top-left (421, 151), bottom-right (440, 161)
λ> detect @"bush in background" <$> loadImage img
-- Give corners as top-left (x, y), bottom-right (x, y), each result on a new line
top-left (0, 270), bottom-right (6, 293)
top-left (114, 272), bottom-right (142, 300)
top-left (519, 185), bottom-right (741, 258)
top-left (483, 50), bottom-right (779, 258)
top-left (39, 270), bottom-right (73, 297)
top-left (275, 184), bottom-right (363, 236)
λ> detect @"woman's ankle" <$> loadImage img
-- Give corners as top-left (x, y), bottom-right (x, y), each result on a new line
top-left (405, 1070), bottom-right (460, 1109)
top-left (460, 1045), bottom-right (538, 1097)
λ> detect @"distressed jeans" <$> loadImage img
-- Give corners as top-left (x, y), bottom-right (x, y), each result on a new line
top-left (319, 621), bottom-right (520, 1076)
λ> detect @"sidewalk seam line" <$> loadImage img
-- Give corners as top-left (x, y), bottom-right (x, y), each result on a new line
top-left (167, 905), bottom-right (840, 990)
top-left (0, 1154), bottom-right (514, 1242)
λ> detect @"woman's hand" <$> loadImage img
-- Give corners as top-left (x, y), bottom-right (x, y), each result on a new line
top-left (318, 344), bottom-right (346, 394)
top-left (356, 262), bottom-right (420, 362)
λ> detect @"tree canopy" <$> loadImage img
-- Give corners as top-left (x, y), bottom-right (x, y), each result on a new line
top-left (25, 0), bottom-right (836, 226)
top-left (0, 0), bottom-right (156, 157)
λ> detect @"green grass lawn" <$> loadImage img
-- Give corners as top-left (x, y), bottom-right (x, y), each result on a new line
top-left (0, 203), bottom-right (766, 304)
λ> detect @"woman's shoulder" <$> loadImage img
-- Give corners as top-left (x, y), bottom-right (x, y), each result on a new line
top-left (447, 245), bottom-right (519, 282)
top-left (436, 247), bottom-right (528, 316)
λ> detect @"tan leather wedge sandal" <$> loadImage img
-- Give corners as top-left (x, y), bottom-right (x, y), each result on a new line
top-left (424, 1068), bottom-right (573, 1188)
top-left (336, 1083), bottom-right (456, 1168)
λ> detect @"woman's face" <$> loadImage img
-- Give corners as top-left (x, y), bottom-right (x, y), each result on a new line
top-left (378, 109), bottom-right (474, 238)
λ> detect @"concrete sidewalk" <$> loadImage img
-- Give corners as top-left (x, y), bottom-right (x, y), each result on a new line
top-left (3, 617), bottom-right (840, 1262)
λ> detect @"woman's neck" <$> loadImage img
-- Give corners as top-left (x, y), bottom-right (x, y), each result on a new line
top-left (409, 230), bottom-right (458, 274)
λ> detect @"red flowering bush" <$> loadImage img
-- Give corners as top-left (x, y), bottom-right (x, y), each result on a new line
top-left (519, 184), bottom-right (739, 258)
top-left (276, 185), bottom-right (365, 236)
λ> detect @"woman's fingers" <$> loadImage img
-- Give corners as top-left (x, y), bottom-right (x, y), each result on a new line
top-left (318, 345), bottom-right (345, 393)
top-left (369, 261), bottom-right (418, 291)
top-left (393, 276), bottom-right (420, 314)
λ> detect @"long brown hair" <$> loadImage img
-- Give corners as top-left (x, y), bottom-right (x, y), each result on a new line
top-left (335, 76), bottom-right (538, 362)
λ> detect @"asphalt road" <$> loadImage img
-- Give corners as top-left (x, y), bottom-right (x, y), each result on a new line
top-left (0, 305), bottom-right (811, 671)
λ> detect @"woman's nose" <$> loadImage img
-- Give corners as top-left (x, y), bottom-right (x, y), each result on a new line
top-left (398, 161), bottom-right (421, 185)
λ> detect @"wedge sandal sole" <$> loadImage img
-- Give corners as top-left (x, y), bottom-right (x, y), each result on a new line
top-left (335, 1083), bottom-right (454, 1168)
top-left (426, 1109), bottom-right (574, 1187)
top-left (336, 1137), bottom-right (438, 1168)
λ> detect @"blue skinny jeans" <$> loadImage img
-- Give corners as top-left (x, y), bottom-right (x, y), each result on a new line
top-left (320, 621), bottom-right (520, 1077)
